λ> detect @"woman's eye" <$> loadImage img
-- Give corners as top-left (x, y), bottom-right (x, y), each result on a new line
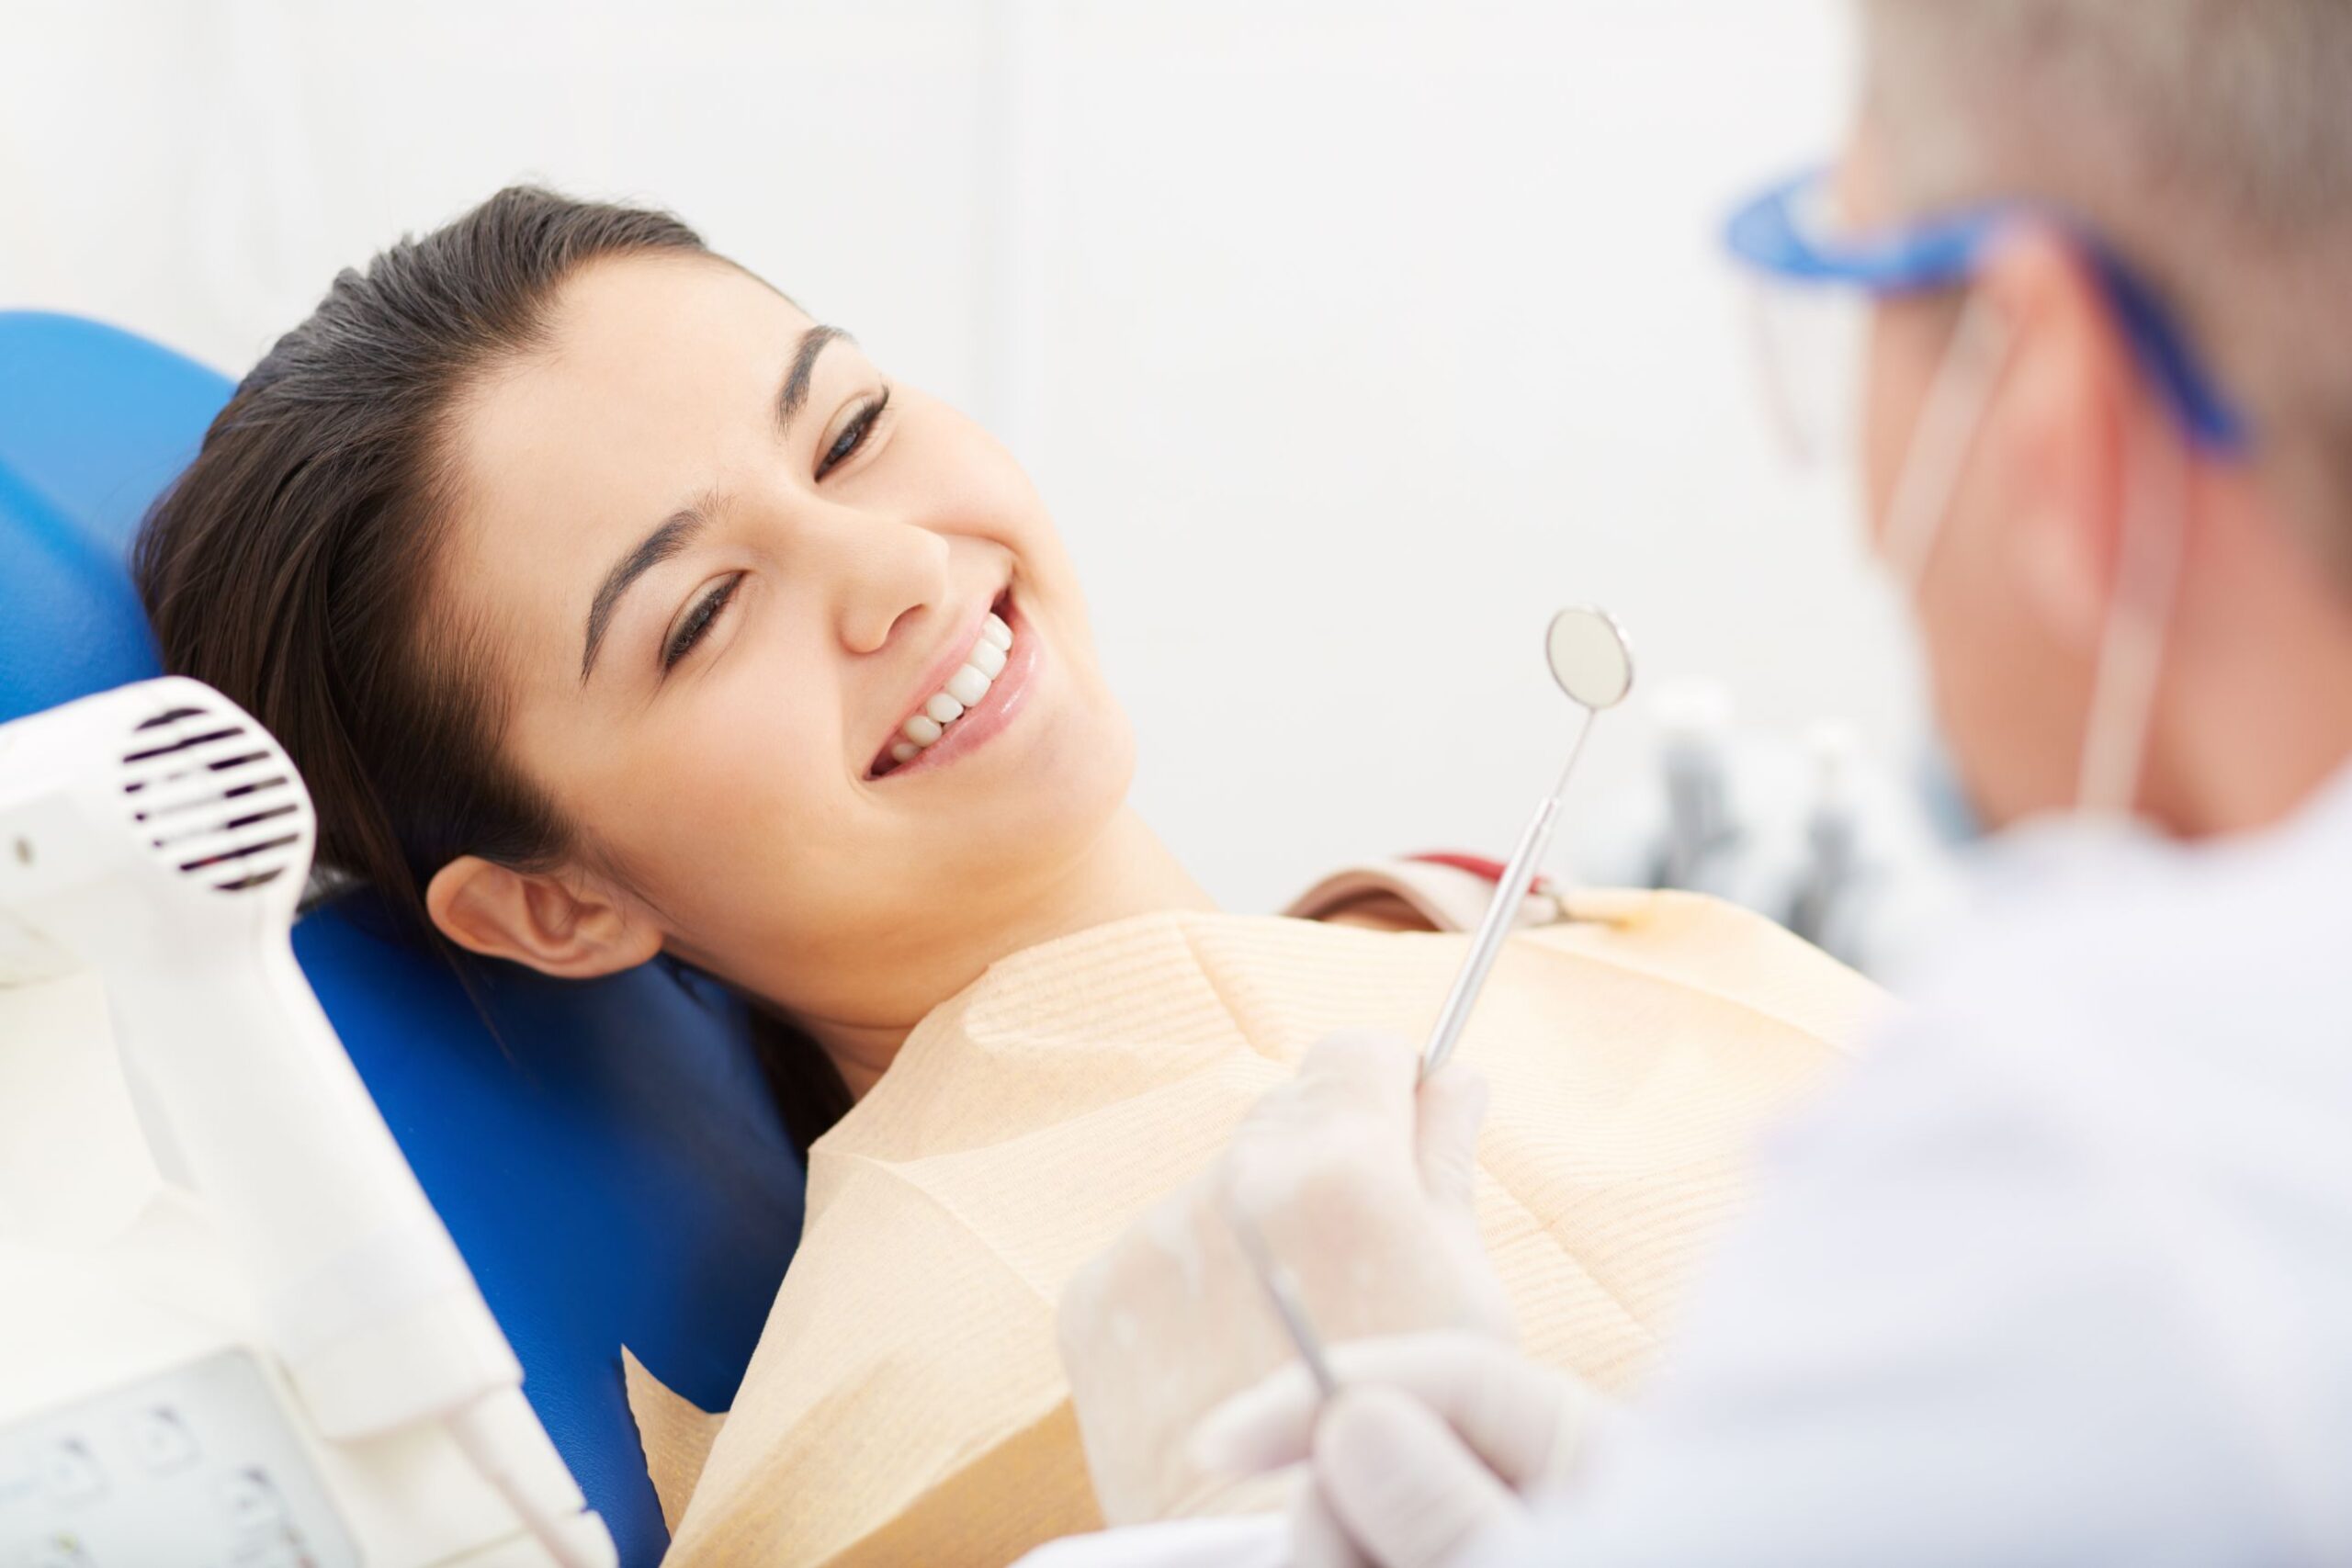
top-left (816, 388), bottom-right (890, 480)
top-left (662, 573), bottom-right (742, 671)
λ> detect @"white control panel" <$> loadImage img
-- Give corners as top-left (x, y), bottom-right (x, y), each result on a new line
top-left (2, 1349), bottom-right (356, 1568)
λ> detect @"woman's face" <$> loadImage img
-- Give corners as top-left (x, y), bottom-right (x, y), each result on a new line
top-left (436, 251), bottom-right (1136, 1033)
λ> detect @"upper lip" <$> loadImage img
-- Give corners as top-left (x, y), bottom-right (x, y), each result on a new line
top-left (870, 592), bottom-right (1002, 774)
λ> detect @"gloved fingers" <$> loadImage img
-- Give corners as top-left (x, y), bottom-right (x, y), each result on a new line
top-left (1224, 1032), bottom-right (1423, 1231)
top-left (1411, 1066), bottom-right (1488, 1216)
top-left (1313, 1385), bottom-right (1528, 1568)
top-left (1289, 1468), bottom-right (1374, 1568)
top-left (1189, 1358), bottom-right (1319, 1477)
top-left (1192, 1333), bottom-right (1586, 1489)
top-left (1243, 1030), bottom-right (1420, 1145)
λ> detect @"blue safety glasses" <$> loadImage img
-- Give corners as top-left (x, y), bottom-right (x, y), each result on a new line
top-left (1723, 168), bottom-right (2250, 459)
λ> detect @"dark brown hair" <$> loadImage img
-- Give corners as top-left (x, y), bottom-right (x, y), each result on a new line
top-left (133, 185), bottom-right (852, 1149)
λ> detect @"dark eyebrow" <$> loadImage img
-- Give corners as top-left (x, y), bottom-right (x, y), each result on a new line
top-left (581, 507), bottom-right (706, 682)
top-left (780, 324), bottom-right (851, 426)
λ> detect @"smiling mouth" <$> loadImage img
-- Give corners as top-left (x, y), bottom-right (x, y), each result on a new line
top-left (867, 590), bottom-right (1018, 780)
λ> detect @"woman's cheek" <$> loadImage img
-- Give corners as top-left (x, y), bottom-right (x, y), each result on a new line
top-left (695, 706), bottom-right (818, 821)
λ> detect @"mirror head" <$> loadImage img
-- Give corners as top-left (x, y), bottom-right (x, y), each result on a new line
top-left (1545, 604), bottom-right (1635, 711)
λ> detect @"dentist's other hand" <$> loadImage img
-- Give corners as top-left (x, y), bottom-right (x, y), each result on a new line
top-left (1194, 1332), bottom-right (1603, 1568)
top-left (1057, 1031), bottom-right (1510, 1524)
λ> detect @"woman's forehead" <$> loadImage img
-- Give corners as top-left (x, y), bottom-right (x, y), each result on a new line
top-left (440, 256), bottom-right (812, 686)
top-left (477, 254), bottom-right (811, 460)
top-left (548, 252), bottom-right (809, 375)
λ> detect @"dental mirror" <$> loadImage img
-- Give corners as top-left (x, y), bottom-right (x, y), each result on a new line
top-left (1421, 604), bottom-right (1636, 1077)
top-left (1546, 605), bottom-right (1636, 709)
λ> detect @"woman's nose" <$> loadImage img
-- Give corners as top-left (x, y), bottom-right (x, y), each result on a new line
top-left (798, 506), bottom-right (954, 656)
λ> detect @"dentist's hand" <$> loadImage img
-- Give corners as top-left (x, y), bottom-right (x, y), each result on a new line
top-left (1057, 1031), bottom-right (1512, 1525)
top-left (1193, 1332), bottom-right (1604, 1568)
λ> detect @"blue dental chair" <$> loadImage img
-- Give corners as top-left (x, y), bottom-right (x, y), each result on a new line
top-left (0, 310), bottom-right (806, 1565)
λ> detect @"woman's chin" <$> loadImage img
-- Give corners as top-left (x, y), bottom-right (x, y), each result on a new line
top-left (996, 716), bottom-right (1135, 850)
top-left (937, 705), bottom-right (1137, 889)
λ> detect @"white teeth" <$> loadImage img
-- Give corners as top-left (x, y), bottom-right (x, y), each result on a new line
top-left (882, 608), bottom-right (1017, 772)
top-left (944, 665), bottom-right (990, 706)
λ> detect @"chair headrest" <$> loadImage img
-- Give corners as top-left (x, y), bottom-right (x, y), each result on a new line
top-left (0, 311), bottom-right (228, 722)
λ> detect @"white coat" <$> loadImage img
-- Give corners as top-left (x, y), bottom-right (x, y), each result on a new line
top-left (1491, 763), bottom-right (2352, 1564)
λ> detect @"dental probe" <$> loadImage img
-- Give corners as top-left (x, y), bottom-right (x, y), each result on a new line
top-left (1224, 1192), bottom-right (1340, 1401)
top-left (1421, 605), bottom-right (1635, 1079)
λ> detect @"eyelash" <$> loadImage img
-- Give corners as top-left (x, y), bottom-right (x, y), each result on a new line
top-left (663, 573), bottom-right (742, 671)
top-left (816, 387), bottom-right (890, 480)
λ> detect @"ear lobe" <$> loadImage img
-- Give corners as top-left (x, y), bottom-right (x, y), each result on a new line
top-left (424, 854), bottom-right (662, 979)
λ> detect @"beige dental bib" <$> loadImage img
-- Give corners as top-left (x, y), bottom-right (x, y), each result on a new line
top-left (650, 896), bottom-right (1883, 1565)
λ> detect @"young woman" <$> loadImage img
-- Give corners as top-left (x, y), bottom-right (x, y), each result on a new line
top-left (137, 189), bottom-right (1876, 1563)
top-left (138, 188), bottom-right (1212, 1151)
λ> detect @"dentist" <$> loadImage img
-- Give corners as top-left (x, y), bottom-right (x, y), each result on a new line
top-left (1053, 1), bottom-right (2352, 1562)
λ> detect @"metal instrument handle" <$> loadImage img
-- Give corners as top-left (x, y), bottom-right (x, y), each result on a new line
top-left (1420, 708), bottom-right (1595, 1078)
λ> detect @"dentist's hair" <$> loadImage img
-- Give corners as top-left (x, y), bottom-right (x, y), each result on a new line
top-left (133, 186), bottom-right (852, 1149)
top-left (1859, 0), bottom-right (2352, 585)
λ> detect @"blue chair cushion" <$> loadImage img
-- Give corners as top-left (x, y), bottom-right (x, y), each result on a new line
top-left (0, 310), bottom-right (803, 1564)
top-left (0, 312), bottom-right (216, 712)
top-left (295, 904), bottom-right (803, 1563)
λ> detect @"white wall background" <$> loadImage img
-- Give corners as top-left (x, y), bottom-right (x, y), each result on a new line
top-left (2, 0), bottom-right (1921, 912)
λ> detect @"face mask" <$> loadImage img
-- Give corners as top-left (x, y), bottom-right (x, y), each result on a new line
top-left (1878, 297), bottom-right (2188, 829)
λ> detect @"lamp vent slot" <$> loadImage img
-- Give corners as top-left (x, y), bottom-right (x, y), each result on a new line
top-left (117, 696), bottom-right (312, 896)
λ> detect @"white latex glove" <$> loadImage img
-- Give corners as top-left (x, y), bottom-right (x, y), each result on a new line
top-left (1191, 1332), bottom-right (1604, 1568)
top-left (1058, 1032), bottom-right (1513, 1525)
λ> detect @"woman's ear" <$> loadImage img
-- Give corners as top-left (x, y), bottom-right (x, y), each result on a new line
top-left (424, 854), bottom-right (663, 978)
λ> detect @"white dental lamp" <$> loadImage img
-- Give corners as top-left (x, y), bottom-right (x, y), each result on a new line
top-left (0, 677), bottom-right (613, 1566)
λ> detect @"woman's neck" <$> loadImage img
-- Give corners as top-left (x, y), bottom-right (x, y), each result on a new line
top-left (810, 808), bottom-right (1215, 1097)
